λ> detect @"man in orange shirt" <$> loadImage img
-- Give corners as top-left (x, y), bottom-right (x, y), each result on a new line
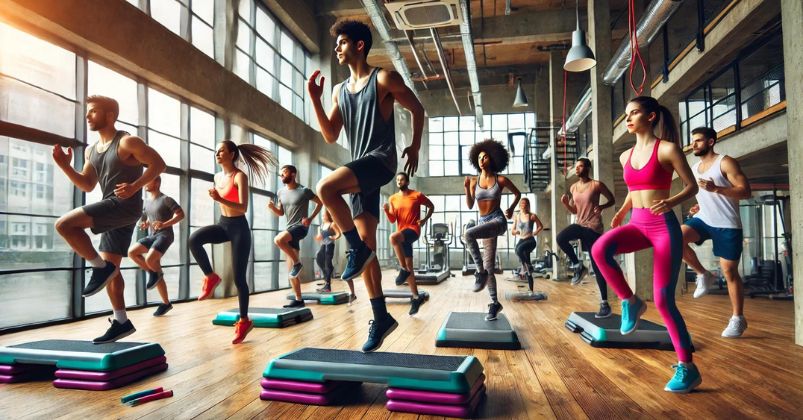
top-left (384, 172), bottom-right (435, 315)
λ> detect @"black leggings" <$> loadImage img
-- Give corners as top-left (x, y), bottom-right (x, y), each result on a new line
top-left (316, 243), bottom-right (335, 282)
top-left (556, 223), bottom-right (607, 300)
top-left (189, 215), bottom-right (251, 316)
top-left (515, 237), bottom-right (537, 270)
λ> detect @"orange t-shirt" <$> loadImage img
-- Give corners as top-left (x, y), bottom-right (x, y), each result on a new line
top-left (388, 190), bottom-right (426, 235)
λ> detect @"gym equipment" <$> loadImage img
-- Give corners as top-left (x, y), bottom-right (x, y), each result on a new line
top-left (415, 222), bottom-right (454, 284)
top-left (213, 307), bottom-right (313, 328)
top-left (384, 289), bottom-right (429, 301)
top-left (0, 340), bottom-right (167, 390)
top-left (565, 312), bottom-right (694, 351)
top-left (436, 312), bottom-right (521, 350)
top-left (260, 347), bottom-right (485, 418)
top-left (286, 291), bottom-right (350, 305)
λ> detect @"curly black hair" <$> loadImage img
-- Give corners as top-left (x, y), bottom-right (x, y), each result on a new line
top-left (469, 139), bottom-right (510, 173)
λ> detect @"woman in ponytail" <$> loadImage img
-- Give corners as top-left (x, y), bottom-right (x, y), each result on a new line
top-left (590, 96), bottom-right (702, 392)
top-left (189, 140), bottom-right (277, 344)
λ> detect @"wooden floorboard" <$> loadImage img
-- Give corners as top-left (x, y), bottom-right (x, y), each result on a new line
top-left (1, 271), bottom-right (802, 419)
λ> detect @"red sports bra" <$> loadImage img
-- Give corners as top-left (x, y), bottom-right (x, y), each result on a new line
top-left (219, 171), bottom-right (241, 203)
top-left (622, 140), bottom-right (672, 191)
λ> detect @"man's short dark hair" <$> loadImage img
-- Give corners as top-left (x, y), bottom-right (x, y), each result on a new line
top-left (691, 127), bottom-right (717, 143)
top-left (281, 164), bottom-right (297, 174)
top-left (396, 172), bottom-right (409, 182)
top-left (330, 19), bottom-right (373, 56)
top-left (86, 95), bottom-right (120, 121)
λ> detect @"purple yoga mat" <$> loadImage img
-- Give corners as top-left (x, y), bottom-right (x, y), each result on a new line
top-left (386, 373), bottom-right (485, 404)
top-left (260, 378), bottom-right (341, 394)
top-left (259, 388), bottom-right (338, 405)
top-left (386, 385), bottom-right (486, 418)
top-left (53, 363), bottom-right (168, 391)
top-left (55, 356), bottom-right (167, 381)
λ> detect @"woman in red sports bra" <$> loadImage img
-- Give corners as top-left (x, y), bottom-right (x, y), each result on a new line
top-left (590, 96), bottom-right (702, 393)
top-left (188, 140), bottom-right (276, 345)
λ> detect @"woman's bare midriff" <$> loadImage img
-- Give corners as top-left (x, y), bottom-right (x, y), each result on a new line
top-left (477, 199), bottom-right (501, 216)
top-left (630, 189), bottom-right (671, 209)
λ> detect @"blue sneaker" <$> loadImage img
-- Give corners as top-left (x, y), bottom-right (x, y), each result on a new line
top-left (620, 296), bottom-right (646, 335)
top-left (341, 246), bottom-right (376, 281)
top-left (361, 314), bottom-right (398, 353)
top-left (289, 263), bottom-right (303, 278)
top-left (664, 363), bottom-right (702, 393)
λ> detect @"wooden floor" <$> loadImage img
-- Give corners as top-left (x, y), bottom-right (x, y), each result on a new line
top-left (2, 271), bottom-right (802, 419)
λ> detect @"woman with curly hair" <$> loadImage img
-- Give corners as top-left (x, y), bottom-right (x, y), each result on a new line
top-left (463, 139), bottom-right (521, 321)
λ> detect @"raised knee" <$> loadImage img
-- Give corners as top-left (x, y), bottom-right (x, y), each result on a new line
top-left (145, 253), bottom-right (160, 266)
top-left (54, 217), bottom-right (71, 235)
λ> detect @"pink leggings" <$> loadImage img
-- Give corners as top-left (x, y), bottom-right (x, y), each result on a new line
top-left (591, 208), bottom-right (693, 362)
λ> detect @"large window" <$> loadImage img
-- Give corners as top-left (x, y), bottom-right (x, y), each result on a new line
top-left (138, 0), bottom-right (215, 59)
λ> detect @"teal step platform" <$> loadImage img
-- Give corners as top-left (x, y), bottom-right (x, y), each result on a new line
top-left (287, 291), bottom-right (350, 305)
top-left (213, 307), bottom-right (313, 328)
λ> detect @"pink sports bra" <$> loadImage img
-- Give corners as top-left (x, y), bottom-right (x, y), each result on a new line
top-left (219, 171), bottom-right (241, 203)
top-left (622, 140), bottom-right (672, 191)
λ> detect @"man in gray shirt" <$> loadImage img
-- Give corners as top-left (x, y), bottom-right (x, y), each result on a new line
top-left (268, 165), bottom-right (322, 307)
top-left (128, 175), bottom-right (184, 317)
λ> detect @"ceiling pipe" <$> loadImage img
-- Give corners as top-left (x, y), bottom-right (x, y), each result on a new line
top-left (431, 28), bottom-right (462, 115)
top-left (602, 0), bottom-right (685, 85)
top-left (559, 87), bottom-right (592, 135)
top-left (459, 0), bottom-right (484, 127)
top-left (403, 30), bottom-right (431, 89)
top-left (360, 0), bottom-right (419, 95)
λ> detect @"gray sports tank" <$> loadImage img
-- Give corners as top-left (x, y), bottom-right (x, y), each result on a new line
top-left (517, 215), bottom-right (534, 236)
top-left (88, 130), bottom-right (143, 206)
top-left (320, 223), bottom-right (334, 245)
top-left (337, 67), bottom-right (397, 172)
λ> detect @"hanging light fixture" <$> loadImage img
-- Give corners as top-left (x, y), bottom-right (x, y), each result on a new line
top-left (564, 0), bottom-right (597, 72)
top-left (513, 78), bottom-right (528, 107)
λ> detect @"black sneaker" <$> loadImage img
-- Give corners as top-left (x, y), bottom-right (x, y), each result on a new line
top-left (146, 271), bottom-right (163, 290)
top-left (395, 269), bottom-right (410, 286)
top-left (473, 271), bottom-right (488, 292)
top-left (153, 303), bottom-right (173, 317)
top-left (316, 283), bottom-right (332, 293)
top-left (361, 314), bottom-right (398, 353)
top-left (485, 301), bottom-right (503, 321)
top-left (83, 261), bottom-right (119, 297)
top-left (409, 295), bottom-right (426, 315)
top-left (289, 263), bottom-right (303, 278)
top-left (93, 319), bottom-right (136, 344)
top-left (571, 266), bottom-right (587, 285)
top-left (341, 246), bottom-right (376, 281)
top-left (283, 299), bottom-right (305, 308)
top-left (595, 302), bottom-right (612, 319)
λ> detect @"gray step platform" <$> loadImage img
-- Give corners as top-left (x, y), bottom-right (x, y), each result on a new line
top-left (213, 307), bottom-right (313, 327)
top-left (287, 291), bottom-right (350, 305)
top-left (436, 312), bottom-right (521, 350)
top-left (0, 340), bottom-right (165, 371)
top-left (565, 311), bottom-right (695, 351)
top-left (414, 270), bottom-right (450, 284)
top-left (384, 289), bottom-right (429, 300)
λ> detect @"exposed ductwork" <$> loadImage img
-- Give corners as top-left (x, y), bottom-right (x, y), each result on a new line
top-left (602, 0), bottom-right (685, 85)
top-left (560, 87), bottom-right (592, 135)
top-left (360, 0), bottom-right (419, 95)
top-left (459, 0), bottom-right (483, 127)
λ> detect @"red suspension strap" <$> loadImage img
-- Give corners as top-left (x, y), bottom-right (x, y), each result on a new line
top-left (628, 0), bottom-right (647, 95)
top-left (561, 70), bottom-right (568, 174)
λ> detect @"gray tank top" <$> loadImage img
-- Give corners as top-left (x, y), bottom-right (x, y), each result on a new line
top-left (517, 215), bottom-right (534, 236)
top-left (474, 176), bottom-right (502, 202)
top-left (88, 130), bottom-right (143, 207)
top-left (337, 67), bottom-right (397, 172)
top-left (320, 223), bottom-right (334, 245)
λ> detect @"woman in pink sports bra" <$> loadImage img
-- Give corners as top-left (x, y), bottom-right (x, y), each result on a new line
top-left (590, 96), bottom-right (701, 393)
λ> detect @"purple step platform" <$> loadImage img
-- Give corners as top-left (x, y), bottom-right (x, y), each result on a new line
top-left (259, 388), bottom-right (339, 405)
top-left (55, 356), bottom-right (167, 381)
top-left (0, 364), bottom-right (28, 375)
top-left (386, 385), bottom-right (486, 418)
top-left (53, 363), bottom-right (168, 391)
top-left (0, 365), bottom-right (56, 383)
top-left (386, 373), bottom-right (485, 404)
top-left (260, 377), bottom-right (342, 394)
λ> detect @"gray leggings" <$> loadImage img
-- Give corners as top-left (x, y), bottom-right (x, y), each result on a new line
top-left (463, 210), bottom-right (507, 302)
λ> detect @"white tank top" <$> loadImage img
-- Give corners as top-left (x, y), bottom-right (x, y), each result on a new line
top-left (692, 154), bottom-right (741, 229)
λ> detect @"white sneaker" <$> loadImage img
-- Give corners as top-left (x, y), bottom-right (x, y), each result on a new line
top-left (721, 316), bottom-right (747, 338)
top-left (692, 272), bottom-right (714, 299)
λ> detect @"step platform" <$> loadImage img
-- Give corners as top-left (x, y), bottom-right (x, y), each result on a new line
top-left (0, 340), bottom-right (167, 390)
top-left (213, 307), bottom-right (313, 328)
top-left (414, 270), bottom-right (450, 284)
top-left (436, 312), bottom-right (522, 350)
top-left (505, 290), bottom-right (548, 301)
top-left (386, 373), bottom-right (486, 417)
top-left (384, 289), bottom-right (429, 301)
top-left (565, 311), bottom-right (695, 351)
top-left (287, 291), bottom-right (350, 305)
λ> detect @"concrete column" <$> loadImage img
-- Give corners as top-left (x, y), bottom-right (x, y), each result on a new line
top-left (781, 0), bottom-right (803, 346)
top-left (549, 52), bottom-right (569, 279)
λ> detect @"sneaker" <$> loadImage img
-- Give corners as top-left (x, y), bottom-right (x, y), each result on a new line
top-left (93, 319), bottom-right (136, 344)
top-left (395, 269), bottom-right (411, 286)
top-left (316, 283), bottom-right (332, 293)
top-left (153, 303), bottom-right (173, 317)
top-left (289, 263), bottom-right (303, 278)
top-left (473, 271), bottom-right (488, 292)
top-left (283, 299), bottom-right (305, 308)
top-left (342, 246), bottom-right (376, 281)
top-left (197, 273), bottom-right (222, 301)
top-left (721, 316), bottom-right (747, 338)
top-left (595, 302), bottom-right (612, 319)
top-left (485, 301), bottom-right (503, 321)
top-left (620, 296), bottom-right (646, 335)
top-left (83, 261), bottom-right (119, 297)
top-left (348, 294), bottom-right (357, 306)
top-left (571, 266), bottom-right (587, 285)
top-left (361, 314), bottom-right (398, 353)
top-left (693, 271), bottom-right (715, 298)
top-left (232, 318), bottom-right (254, 344)
top-left (146, 271), bottom-right (163, 290)
top-left (569, 261), bottom-right (583, 271)
top-left (664, 363), bottom-right (702, 393)
top-left (409, 295), bottom-right (426, 315)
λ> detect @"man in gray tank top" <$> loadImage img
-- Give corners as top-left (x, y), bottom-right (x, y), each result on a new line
top-left (53, 95), bottom-right (166, 343)
top-left (682, 127), bottom-right (751, 338)
top-left (308, 20), bottom-right (424, 353)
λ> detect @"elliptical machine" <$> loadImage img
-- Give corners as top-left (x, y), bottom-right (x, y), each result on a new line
top-left (414, 222), bottom-right (453, 284)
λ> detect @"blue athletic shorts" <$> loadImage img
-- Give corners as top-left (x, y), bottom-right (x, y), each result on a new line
top-left (684, 217), bottom-right (743, 261)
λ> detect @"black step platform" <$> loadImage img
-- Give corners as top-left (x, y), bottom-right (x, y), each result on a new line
top-left (436, 312), bottom-right (521, 350)
top-left (565, 311), bottom-right (694, 351)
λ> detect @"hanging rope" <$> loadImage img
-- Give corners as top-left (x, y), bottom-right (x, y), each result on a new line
top-left (627, 0), bottom-right (646, 95)
top-left (561, 70), bottom-right (568, 174)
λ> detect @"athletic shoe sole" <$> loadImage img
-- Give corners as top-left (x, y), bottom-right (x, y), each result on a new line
top-left (342, 251), bottom-right (376, 281)
top-left (82, 266), bottom-right (120, 298)
top-left (198, 276), bottom-right (222, 301)
top-left (485, 305), bottom-right (503, 321)
top-left (595, 311), bottom-right (612, 319)
top-left (146, 273), bottom-right (163, 290)
top-left (664, 376), bottom-right (702, 393)
top-left (362, 321), bottom-right (398, 353)
top-left (621, 300), bottom-right (647, 335)
top-left (93, 326), bottom-right (136, 344)
top-left (153, 305), bottom-right (173, 317)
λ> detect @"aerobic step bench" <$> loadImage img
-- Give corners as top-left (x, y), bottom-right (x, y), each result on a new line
top-left (286, 291), bottom-right (350, 305)
top-left (436, 312), bottom-right (522, 350)
top-left (260, 347), bottom-right (486, 418)
top-left (0, 340), bottom-right (167, 390)
top-left (213, 307), bottom-right (313, 328)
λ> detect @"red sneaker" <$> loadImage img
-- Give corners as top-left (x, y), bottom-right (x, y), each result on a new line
top-left (197, 273), bottom-right (221, 301)
top-left (232, 318), bottom-right (254, 344)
